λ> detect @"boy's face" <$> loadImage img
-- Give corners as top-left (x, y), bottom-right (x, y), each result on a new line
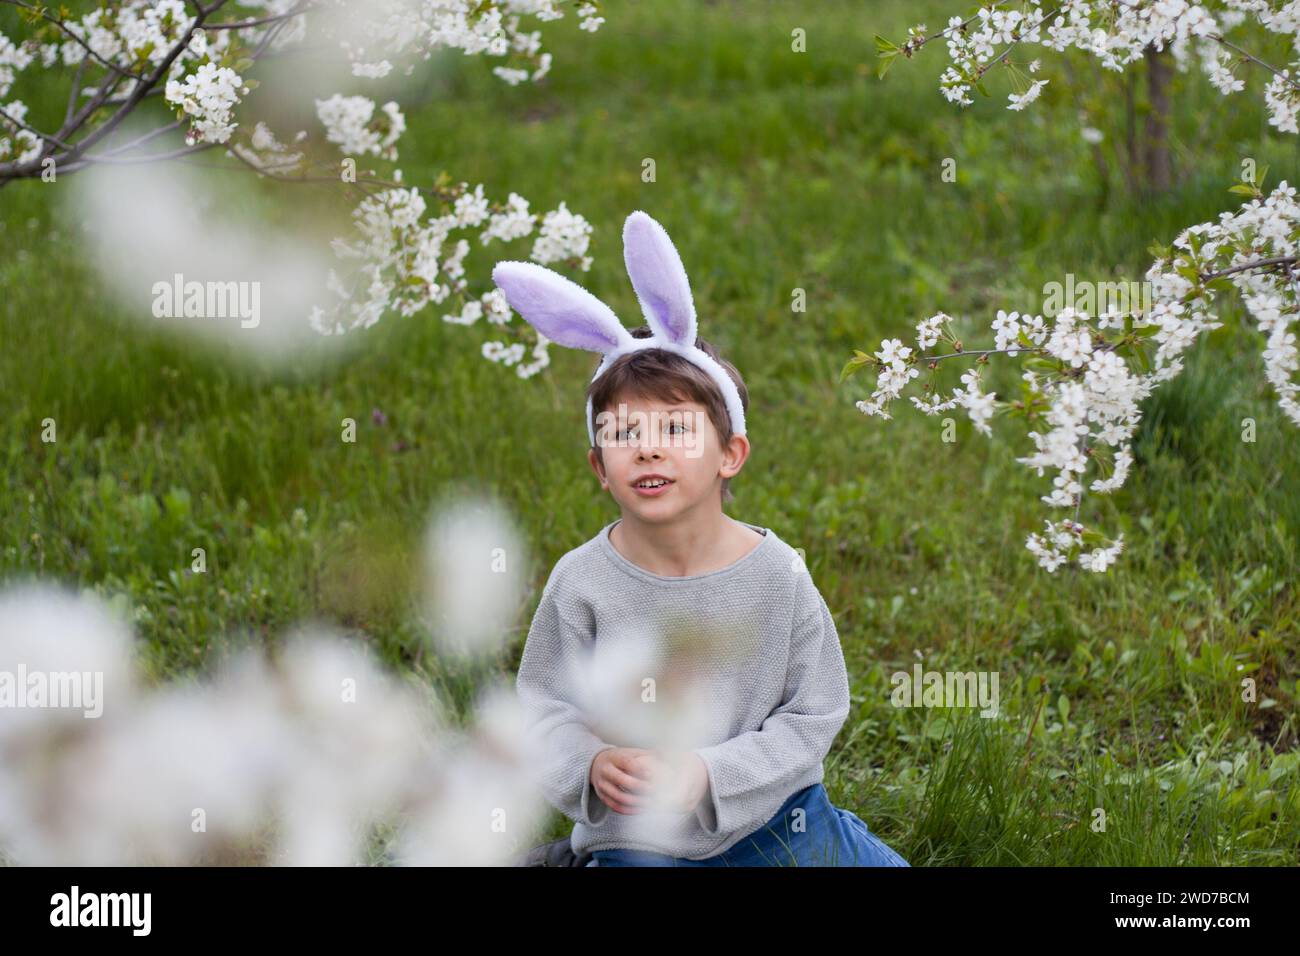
top-left (588, 394), bottom-right (749, 521)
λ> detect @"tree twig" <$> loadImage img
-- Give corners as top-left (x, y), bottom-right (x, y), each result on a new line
top-left (63, 57), bottom-right (88, 128)
top-left (1210, 33), bottom-right (1300, 93)
top-left (205, 0), bottom-right (316, 30)
top-left (0, 104), bottom-right (73, 151)
top-left (57, 141), bottom-right (219, 172)
top-left (1201, 255), bottom-right (1298, 282)
top-left (917, 346), bottom-right (1047, 363)
top-left (91, 120), bottom-right (186, 157)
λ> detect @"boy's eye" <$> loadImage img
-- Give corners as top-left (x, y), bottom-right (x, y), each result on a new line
top-left (616, 420), bottom-right (688, 440)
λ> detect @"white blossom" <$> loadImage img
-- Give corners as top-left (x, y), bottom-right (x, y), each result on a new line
top-left (1008, 78), bottom-right (1049, 110)
top-left (164, 62), bottom-right (248, 145)
top-left (531, 201), bottom-right (593, 268)
top-left (315, 94), bottom-right (405, 161)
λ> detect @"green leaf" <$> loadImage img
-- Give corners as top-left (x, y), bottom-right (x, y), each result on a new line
top-left (874, 36), bottom-right (901, 79)
top-left (1228, 184), bottom-right (1257, 197)
top-left (1132, 344), bottom-right (1151, 372)
top-left (1023, 357), bottom-right (1059, 374)
top-left (839, 353), bottom-right (873, 383)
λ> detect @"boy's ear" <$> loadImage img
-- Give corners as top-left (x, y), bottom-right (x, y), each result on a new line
top-left (718, 433), bottom-right (750, 480)
top-left (587, 447), bottom-right (609, 489)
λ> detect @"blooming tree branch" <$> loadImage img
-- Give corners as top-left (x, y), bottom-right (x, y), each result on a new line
top-left (861, 1), bottom-right (1300, 573)
top-left (0, 0), bottom-right (608, 368)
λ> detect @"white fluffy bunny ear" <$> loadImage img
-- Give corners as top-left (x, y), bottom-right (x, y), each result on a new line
top-left (622, 210), bottom-right (697, 347)
top-left (491, 260), bottom-right (633, 354)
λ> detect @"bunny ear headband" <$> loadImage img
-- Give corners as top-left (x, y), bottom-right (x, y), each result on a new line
top-left (491, 210), bottom-right (746, 448)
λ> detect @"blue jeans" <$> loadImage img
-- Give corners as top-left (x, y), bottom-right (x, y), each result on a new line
top-left (586, 783), bottom-right (910, 867)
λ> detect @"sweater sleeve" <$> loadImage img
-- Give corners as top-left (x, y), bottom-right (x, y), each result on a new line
top-left (515, 574), bottom-right (617, 828)
top-left (691, 581), bottom-right (851, 838)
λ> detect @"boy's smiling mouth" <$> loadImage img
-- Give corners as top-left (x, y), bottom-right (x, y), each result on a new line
top-left (632, 474), bottom-right (675, 496)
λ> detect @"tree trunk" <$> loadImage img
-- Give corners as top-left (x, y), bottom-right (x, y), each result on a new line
top-left (1143, 45), bottom-right (1173, 194)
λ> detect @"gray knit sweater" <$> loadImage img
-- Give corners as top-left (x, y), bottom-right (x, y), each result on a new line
top-left (514, 518), bottom-right (851, 859)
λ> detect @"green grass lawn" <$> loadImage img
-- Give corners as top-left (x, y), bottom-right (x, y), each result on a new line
top-left (1, 0), bottom-right (1297, 864)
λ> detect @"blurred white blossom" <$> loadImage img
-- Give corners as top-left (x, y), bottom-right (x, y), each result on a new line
top-left (422, 496), bottom-right (528, 659)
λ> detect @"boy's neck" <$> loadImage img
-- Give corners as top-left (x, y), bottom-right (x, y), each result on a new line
top-left (609, 511), bottom-right (762, 578)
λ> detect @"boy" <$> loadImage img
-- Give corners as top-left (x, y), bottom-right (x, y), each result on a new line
top-left (496, 211), bottom-right (909, 867)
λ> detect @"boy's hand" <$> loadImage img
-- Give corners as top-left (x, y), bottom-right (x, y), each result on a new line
top-left (590, 747), bottom-right (657, 814)
top-left (629, 750), bottom-right (710, 815)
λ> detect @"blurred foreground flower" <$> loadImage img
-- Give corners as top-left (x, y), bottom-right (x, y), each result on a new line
top-left (0, 572), bottom-right (543, 865)
top-left (421, 494), bottom-right (528, 659)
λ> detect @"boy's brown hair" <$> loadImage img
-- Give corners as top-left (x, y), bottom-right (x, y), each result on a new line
top-left (587, 325), bottom-right (749, 505)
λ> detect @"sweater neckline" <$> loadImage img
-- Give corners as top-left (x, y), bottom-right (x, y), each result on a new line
top-left (599, 518), bottom-right (771, 585)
